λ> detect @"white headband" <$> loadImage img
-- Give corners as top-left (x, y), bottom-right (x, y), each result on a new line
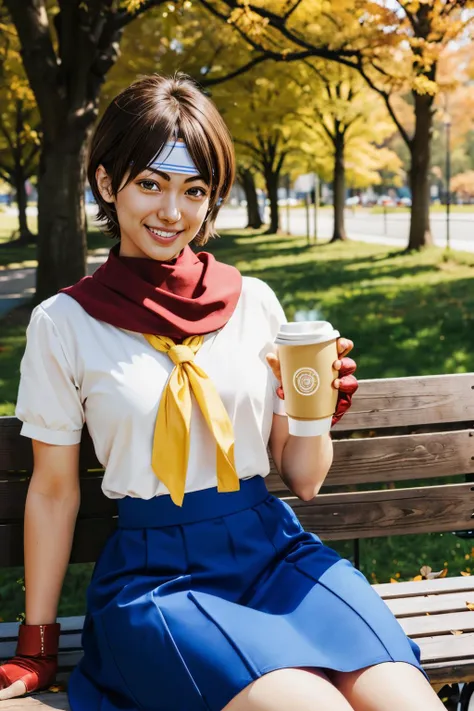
top-left (149, 141), bottom-right (198, 175)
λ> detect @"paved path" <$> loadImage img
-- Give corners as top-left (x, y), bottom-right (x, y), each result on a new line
top-left (0, 253), bottom-right (108, 317)
top-left (1, 206), bottom-right (472, 319)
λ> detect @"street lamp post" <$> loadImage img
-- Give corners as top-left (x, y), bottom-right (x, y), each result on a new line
top-left (444, 114), bottom-right (452, 251)
top-left (313, 172), bottom-right (319, 243)
top-left (285, 173), bottom-right (291, 235)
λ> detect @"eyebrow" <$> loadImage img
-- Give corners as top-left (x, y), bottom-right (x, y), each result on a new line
top-left (144, 168), bottom-right (208, 185)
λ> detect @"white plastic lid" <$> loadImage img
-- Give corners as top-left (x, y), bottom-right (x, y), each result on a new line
top-left (275, 321), bottom-right (339, 346)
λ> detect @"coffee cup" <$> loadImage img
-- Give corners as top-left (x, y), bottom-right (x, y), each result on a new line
top-left (275, 321), bottom-right (340, 436)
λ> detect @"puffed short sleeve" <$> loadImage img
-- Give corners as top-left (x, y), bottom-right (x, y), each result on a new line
top-left (15, 305), bottom-right (84, 445)
top-left (261, 282), bottom-right (288, 417)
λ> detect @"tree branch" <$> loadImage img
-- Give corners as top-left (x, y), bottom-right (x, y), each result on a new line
top-left (201, 52), bottom-right (286, 87)
top-left (199, 0), bottom-right (360, 67)
top-left (233, 137), bottom-right (262, 161)
top-left (0, 164), bottom-right (13, 183)
top-left (283, 0), bottom-right (305, 22)
top-left (357, 59), bottom-right (412, 148)
top-left (113, 0), bottom-right (168, 30)
top-left (395, 1), bottom-right (418, 32)
top-left (0, 118), bottom-right (15, 153)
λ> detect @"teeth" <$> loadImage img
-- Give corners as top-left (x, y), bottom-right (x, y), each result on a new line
top-left (148, 227), bottom-right (179, 238)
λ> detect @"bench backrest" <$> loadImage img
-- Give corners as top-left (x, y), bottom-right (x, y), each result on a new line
top-left (1, 373), bottom-right (474, 566)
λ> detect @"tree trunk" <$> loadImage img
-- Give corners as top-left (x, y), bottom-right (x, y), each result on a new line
top-left (4, 0), bottom-right (130, 301)
top-left (35, 129), bottom-right (90, 301)
top-left (330, 130), bottom-right (347, 242)
top-left (407, 93), bottom-right (434, 250)
top-left (239, 168), bottom-right (262, 229)
top-left (264, 169), bottom-right (280, 234)
top-left (14, 170), bottom-right (34, 245)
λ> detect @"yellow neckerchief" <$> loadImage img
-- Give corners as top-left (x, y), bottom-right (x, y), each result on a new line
top-left (144, 334), bottom-right (240, 506)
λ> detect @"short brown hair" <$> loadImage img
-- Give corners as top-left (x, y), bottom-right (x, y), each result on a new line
top-left (87, 73), bottom-right (235, 245)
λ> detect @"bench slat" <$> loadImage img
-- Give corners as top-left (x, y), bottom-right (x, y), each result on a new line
top-left (266, 430), bottom-right (474, 495)
top-left (399, 611), bottom-right (474, 637)
top-left (374, 575), bottom-right (474, 599)
top-left (4, 615), bottom-right (473, 658)
top-left (321, 429), bottom-right (474, 485)
top-left (0, 476), bottom-right (114, 520)
top-left (0, 420), bottom-right (99, 473)
top-left (386, 591), bottom-right (474, 617)
top-left (0, 518), bottom-right (116, 566)
top-left (3, 419), bottom-right (474, 490)
top-left (289, 482), bottom-right (474, 539)
top-left (423, 659), bottom-right (474, 685)
top-left (1, 483), bottom-right (473, 566)
top-left (1, 428), bottom-right (471, 521)
top-left (333, 373), bottom-right (474, 431)
top-left (2, 374), bottom-right (474, 469)
top-left (0, 695), bottom-right (70, 709)
top-left (417, 631), bottom-right (474, 662)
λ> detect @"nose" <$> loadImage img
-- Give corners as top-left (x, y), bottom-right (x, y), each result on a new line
top-left (158, 195), bottom-right (181, 224)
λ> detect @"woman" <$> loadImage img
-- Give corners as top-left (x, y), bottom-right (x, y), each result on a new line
top-left (0, 74), bottom-right (444, 711)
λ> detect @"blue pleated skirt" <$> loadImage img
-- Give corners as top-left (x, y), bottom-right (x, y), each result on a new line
top-left (68, 477), bottom-right (424, 711)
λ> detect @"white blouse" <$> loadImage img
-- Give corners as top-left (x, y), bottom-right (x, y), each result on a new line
top-left (15, 276), bottom-right (288, 500)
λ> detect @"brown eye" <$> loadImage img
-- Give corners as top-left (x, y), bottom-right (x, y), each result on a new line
top-left (138, 180), bottom-right (160, 191)
top-left (187, 187), bottom-right (207, 198)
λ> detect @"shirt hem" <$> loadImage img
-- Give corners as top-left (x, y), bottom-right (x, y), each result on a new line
top-left (20, 422), bottom-right (83, 445)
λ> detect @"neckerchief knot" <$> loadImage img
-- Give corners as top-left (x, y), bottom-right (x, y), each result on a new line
top-left (144, 333), bottom-right (240, 506)
top-left (168, 344), bottom-right (196, 366)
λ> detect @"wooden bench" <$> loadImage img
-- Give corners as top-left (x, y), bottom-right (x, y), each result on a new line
top-left (1, 372), bottom-right (474, 709)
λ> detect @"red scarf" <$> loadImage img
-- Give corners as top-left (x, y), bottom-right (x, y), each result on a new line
top-left (60, 244), bottom-right (242, 339)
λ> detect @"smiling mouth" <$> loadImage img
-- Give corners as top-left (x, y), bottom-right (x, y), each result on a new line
top-left (146, 225), bottom-right (183, 239)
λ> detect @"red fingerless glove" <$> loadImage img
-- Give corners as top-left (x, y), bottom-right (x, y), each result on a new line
top-left (331, 357), bottom-right (358, 427)
top-left (0, 622), bottom-right (60, 694)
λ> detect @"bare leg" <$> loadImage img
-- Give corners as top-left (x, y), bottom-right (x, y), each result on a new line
top-left (222, 667), bottom-right (355, 711)
top-left (330, 662), bottom-right (446, 711)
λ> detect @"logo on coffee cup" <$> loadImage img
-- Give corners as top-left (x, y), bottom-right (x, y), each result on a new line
top-left (293, 367), bottom-right (320, 396)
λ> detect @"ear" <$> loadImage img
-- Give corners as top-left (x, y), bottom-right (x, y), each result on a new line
top-left (96, 165), bottom-right (114, 204)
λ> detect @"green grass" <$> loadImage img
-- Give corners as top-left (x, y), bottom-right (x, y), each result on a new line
top-left (0, 217), bottom-right (112, 269)
top-left (1, 229), bottom-right (473, 621)
top-left (210, 230), bottom-right (474, 380)
top-left (0, 213), bottom-right (38, 269)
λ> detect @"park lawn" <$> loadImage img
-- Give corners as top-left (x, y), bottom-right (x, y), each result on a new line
top-left (0, 213), bottom-right (38, 269)
top-left (0, 230), bottom-right (473, 621)
top-left (0, 218), bottom-right (112, 269)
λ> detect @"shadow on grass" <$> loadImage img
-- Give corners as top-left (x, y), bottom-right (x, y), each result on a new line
top-left (209, 230), bottom-right (474, 379)
top-left (0, 229), bottom-right (113, 270)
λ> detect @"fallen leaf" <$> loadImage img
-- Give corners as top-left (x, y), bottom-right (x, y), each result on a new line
top-left (460, 571), bottom-right (471, 577)
top-left (450, 630), bottom-right (464, 635)
top-left (466, 602), bottom-right (474, 611)
top-left (412, 575), bottom-right (423, 581)
top-left (422, 568), bottom-right (448, 580)
top-left (390, 578), bottom-right (399, 583)
top-left (48, 684), bottom-right (65, 693)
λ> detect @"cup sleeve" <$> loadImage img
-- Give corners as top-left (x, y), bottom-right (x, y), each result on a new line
top-left (15, 305), bottom-right (85, 445)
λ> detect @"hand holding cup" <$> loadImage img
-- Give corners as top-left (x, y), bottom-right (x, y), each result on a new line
top-left (267, 323), bottom-right (358, 434)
